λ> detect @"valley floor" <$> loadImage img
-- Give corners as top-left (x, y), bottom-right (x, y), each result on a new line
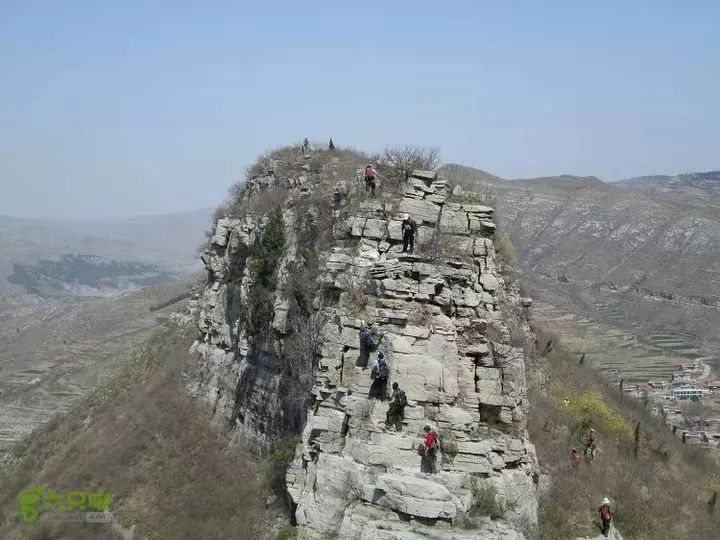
top-left (0, 278), bottom-right (200, 457)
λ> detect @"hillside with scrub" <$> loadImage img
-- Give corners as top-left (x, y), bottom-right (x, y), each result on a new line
top-left (526, 326), bottom-right (720, 538)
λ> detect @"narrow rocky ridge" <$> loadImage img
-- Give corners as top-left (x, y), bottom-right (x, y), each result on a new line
top-left (187, 158), bottom-right (538, 538)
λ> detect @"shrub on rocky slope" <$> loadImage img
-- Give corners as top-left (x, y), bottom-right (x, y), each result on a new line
top-left (528, 326), bottom-right (720, 539)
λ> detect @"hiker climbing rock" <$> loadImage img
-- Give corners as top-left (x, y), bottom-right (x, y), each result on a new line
top-left (570, 447), bottom-right (581, 467)
top-left (302, 137), bottom-right (310, 154)
top-left (369, 352), bottom-right (390, 400)
top-left (358, 324), bottom-right (374, 367)
top-left (364, 163), bottom-right (378, 197)
top-left (584, 428), bottom-right (597, 461)
top-left (401, 214), bottom-right (417, 253)
top-left (598, 497), bottom-right (614, 537)
top-left (421, 425), bottom-right (439, 474)
top-left (385, 382), bottom-right (407, 431)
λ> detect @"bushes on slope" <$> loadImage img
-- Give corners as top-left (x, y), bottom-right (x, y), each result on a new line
top-left (529, 326), bottom-right (720, 539)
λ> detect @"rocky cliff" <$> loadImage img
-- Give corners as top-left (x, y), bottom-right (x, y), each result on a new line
top-left (187, 152), bottom-right (538, 538)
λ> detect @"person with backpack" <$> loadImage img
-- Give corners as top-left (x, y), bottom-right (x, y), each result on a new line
top-left (364, 164), bottom-right (378, 197)
top-left (401, 214), bottom-right (418, 253)
top-left (358, 324), bottom-right (375, 367)
top-left (385, 382), bottom-right (407, 431)
top-left (370, 352), bottom-right (390, 400)
top-left (598, 497), bottom-right (613, 537)
top-left (584, 428), bottom-right (597, 461)
top-left (421, 425), bottom-right (439, 473)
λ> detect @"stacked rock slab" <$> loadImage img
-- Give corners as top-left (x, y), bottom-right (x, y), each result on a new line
top-left (286, 171), bottom-right (538, 538)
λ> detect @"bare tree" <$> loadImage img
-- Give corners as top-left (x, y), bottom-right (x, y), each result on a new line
top-left (380, 145), bottom-right (441, 186)
top-left (285, 290), bottom-right (329, 381)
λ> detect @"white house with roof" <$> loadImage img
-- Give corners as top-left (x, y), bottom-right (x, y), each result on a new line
top-left (671, 386), bottom-right (711, 400)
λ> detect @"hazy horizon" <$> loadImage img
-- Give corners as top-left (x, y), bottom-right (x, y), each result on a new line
top-left (0, 206), bottom-right (213, 222)
top-left (2, 0), bottom-right (719, 219)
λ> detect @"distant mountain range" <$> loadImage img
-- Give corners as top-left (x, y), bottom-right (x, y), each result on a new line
top-left (440, 164), bottom-right (720, 373)
top-left (8, 254), bottom-right (177, 297)
top-left (618, 171), bottom-right (720, 205)
top-left (0, 209), bottom-right (213, 296)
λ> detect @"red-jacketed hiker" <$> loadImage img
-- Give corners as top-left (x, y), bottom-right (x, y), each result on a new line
top-left (364, 164), bottom-right (378, 197)
top-left (421, 425), bottom-right (439, 474)
top-left (598, 497), bottom-right (614, 537)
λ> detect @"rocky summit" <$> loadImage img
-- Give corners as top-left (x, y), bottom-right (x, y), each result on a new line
top-left (186, 152), bottom-right (538, 538)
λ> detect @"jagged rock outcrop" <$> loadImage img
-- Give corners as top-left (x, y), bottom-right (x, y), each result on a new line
top-left (188, 157), bottom-right (538, 537)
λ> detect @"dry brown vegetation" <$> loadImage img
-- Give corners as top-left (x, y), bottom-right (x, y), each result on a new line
top-left (493, 230), bottom-right (516, 266)
top-left (213, 145), bottom-right (374, 223)
top-left (379, 145), bottom-right (441, 187)
top-left (528, 325), bottom-right (720, 539)
top-left (416, 232), bottom-right (465, 260)
top-left (442, 166), bottom-right (497, 206)
top-left (446, 190), bottom-right (489, 206)
top-left (0, 324), bottom-right (280, 540)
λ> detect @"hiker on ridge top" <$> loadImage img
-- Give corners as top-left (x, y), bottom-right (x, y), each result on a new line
top-left (369, 352), bottom-right (390, 400)
top-left (401, 214), bottom-right (417, 253)
top-left (302, 137), bottom-right (310, 154)
top-left (364, 163), bottom-right (378, 197)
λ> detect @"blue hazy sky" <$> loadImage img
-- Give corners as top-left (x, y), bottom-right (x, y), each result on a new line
top-left (1, 1), bottom-right (718, 218)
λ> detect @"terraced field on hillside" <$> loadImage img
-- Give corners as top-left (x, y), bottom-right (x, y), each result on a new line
top-left (442, 164), bottom-right (720, 397)
top-left (528, 288), bottom-right (720, 385)
top-left (0, 278), bottom-right (199, 454)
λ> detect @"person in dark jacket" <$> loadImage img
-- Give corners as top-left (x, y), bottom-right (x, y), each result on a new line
top-left (358, 324), bottom-right (374, 367)
top-left (584, 428), bottom-right (597, 461)
top-left (401, 214), bottom-right (418, 253)
top-left (385, 382), bottom-right (407, 431)
top-left (369, 353), bottom-right (390, 400)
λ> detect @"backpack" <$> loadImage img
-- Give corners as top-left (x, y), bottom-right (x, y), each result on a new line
top-left (364, 165), bottom-right (374, 178)
top-left (600, 505), bottom-right (611, 520)
top-left (376, 360), bottom-right (389, 380)
top-left (427, 431), bottom-right (439, 454)
top-left (360, 329), bottom-right (373, 346)
top-left (395, 389), bottom-right (407, 407)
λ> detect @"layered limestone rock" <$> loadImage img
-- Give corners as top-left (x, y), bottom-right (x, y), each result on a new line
top-left (285, 172), bottom-right (538, 538)
top-left (188, 160), bottom-right (538, 537)
top-left (185, 158), bottom-right (313, 449)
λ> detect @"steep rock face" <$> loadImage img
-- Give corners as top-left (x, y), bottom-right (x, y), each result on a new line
top-left (284, 174), bottom-right (537, 538)
top-left (186, 158), bottom-right (317, 449)
top-left (189, 162), bottom-right (538, 537)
